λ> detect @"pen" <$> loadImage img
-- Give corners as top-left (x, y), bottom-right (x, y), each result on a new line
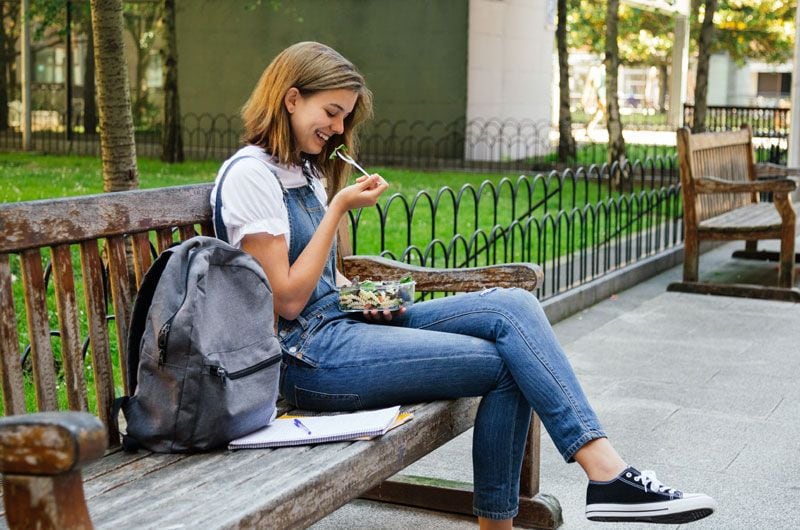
top-left (293, 418), bottom-right (312, 435)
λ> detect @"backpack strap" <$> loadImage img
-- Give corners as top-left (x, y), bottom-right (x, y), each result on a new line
top-left (213, 155), bottom-right (288, 243)
top-left (125, 247), bottom-right (175, 394)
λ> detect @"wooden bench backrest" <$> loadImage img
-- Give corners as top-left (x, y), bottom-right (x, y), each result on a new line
top-left (676, 125), bottom-right (758, 224)
top-left (0, 184), bottom-right (217, 447)
top-left (0, 183), bottom-right (355, 448)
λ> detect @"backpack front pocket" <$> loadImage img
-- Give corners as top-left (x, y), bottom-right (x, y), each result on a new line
top-left (183, 337), bottom-right (282, 451)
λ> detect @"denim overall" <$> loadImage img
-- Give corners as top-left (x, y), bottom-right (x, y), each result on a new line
top-left (278, 169), bottom-right (606, 520)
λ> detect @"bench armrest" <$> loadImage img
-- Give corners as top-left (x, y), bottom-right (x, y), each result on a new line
top-left (695, 176), bottom-right (797, 194)
top-left (0, 411), bottom-right (107, 475)
top-left (342, 255), bottom-right (543, 293)
top-left (756, 162), bottom-right (800, 179)
top-left (1, 412), bottom-right (106, 530)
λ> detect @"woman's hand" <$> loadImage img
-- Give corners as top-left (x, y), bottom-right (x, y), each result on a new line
top-left (330, 174), bottom-right (388, 213)
top-left (362, 306), bottom-right (406, 323)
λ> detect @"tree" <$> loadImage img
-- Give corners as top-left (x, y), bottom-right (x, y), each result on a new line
top-left (0, 2), bottom-right (20, 131)
top-left (605, 0), bottom-right (625, 164)
top-left (692, 0), bottom-right (717, 133)
top-left (83, 11), bottom-right (98, 135)
top-left (708, 1), bottom-right (795, 66)
top-left (556, 0), bottom-right (576, 162)
top-left (90, 0), bottom-right (138, 192)
top-left (160, 0), bottom-right (183, 162)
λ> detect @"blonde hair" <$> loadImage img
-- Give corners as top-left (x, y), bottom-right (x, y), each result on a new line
top-left (241, 41), bottom-right (373, 195)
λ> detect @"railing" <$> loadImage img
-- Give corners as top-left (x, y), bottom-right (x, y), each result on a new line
top-left (348, 154), bottom-right (682, 300)
top-left (0, 112), bottom-right (243, 161)
top-left (0, 111), bottom-right (789, 169)
top-left (683, 104), bottom-right (790, 138)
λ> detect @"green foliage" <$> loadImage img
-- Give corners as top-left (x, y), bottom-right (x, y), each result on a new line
top-left (706, 1), bottom-right (795, 65)
top-left (568, 0), bottom-right (795, 66)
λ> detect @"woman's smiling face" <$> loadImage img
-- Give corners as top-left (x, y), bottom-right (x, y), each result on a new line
top-left (284, 88), bottom-right (359, 156)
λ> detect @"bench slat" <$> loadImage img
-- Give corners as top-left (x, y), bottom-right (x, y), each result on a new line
top-left (78, 400), bottom-right (478, 529)
top-left (79, 240), bottom-right (119, 447)
top-left (0, 254), bottom-right (26, 415)
top-left (155, 228), bottom-right (175, 255)
top-left (131, 232), bottom-right (154, 289)
top-left (105, 236), bottom-right (134, 395)
top-left (698, 202), bottom-right (784, 232)
top-left (688, 127), bottom-right (751, 151)
top-left (50, 244), bottom-right (89, 412)
top-left (19, 250), bottom-right (59, 411)
top-left (0, 184), bottom-right (213, 254)
top-left (83, 452), bottom-right (192, 501)
top-left (178, 224), bottom-right (198, 242)
top-left (200, 221), bottom-right (215, 237)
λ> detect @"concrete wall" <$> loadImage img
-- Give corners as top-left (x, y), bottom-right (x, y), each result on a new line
top-left (466, 0), bottom-right (554, 122)
top-left (705, 54), bottom-right (793, 107)
top-left (706, 54), bottom-right (729, 106)
top-left (176, 0), bottom-right (468, 125)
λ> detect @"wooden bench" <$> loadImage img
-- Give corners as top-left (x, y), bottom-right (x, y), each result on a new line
top-left (668, 125), bottom-right (800, 301)
top-left (0, 184), bottom-right (563, 529)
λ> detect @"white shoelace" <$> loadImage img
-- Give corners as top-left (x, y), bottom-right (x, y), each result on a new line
top-left (634, 470), bottom-right (676, 494)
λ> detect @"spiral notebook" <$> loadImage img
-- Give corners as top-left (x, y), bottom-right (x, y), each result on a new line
top-left (228, 405), bottom-right (405, 450)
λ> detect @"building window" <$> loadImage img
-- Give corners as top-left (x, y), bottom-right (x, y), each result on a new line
top-left (757, 72), bottom-right (791, 98)
top-left (34, 47), bottom-right (66, 84)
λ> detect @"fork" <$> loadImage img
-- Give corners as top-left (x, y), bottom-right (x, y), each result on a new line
top-left (335, 150), bottom-right (372, 179)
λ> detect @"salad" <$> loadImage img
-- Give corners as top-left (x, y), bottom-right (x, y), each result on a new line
top-left (338, 276), bottom-right (415, 312)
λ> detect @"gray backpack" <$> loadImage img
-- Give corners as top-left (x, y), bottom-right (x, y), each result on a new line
top-left (120, 236), bottom-right (281, 453)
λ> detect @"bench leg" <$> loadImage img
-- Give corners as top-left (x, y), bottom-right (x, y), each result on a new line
top-left (363, 414), bottom-right (563, 529)
top-left (774, 194), bottom-right (797, 288)
top-left (779, 228), bottom-right (796, 288)
top-left (683, 234), bottom-right (699, 282)
top-left (3, 471), bottom-right (93, 530)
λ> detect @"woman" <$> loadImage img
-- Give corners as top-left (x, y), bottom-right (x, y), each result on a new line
top-left (211, 41), bottom-right (716, 529)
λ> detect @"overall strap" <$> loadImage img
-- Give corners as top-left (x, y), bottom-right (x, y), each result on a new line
top-left (213, 155), bottom-right (287, 243)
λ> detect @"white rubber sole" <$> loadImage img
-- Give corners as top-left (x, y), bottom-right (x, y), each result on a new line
top-left (586, 494), bottom-right (717, 524)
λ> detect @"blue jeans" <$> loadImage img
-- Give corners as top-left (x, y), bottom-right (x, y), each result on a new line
top-left (279, 287), bottom-right (606, 520)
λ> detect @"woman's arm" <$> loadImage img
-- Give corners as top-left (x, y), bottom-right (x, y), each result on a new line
top-left (242, 174), bottom-right (387, 320)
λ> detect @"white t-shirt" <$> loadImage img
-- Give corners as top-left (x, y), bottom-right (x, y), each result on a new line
top-left (209, 145), bottom-right (328, 249)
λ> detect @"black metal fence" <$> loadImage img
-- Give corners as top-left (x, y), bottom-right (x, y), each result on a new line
top-left (0, 110), bottom-right (789, 170)
top-left (348, 154), bottom-right (683, 300)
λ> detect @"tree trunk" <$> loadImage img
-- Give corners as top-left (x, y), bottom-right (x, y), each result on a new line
top-left (556, 0), bottom-right (576, 163)
top-left (83, 19), bottom-right (98, 136)
top-left (692, 0), bottom-right (717, 133)
top-left (0, 5), bottom-right (8, 131)
top-left (160, 0), bottom-right (183, 163)
top-left (90, 0), bottom-right (138, 192)
top-left (605, 0), bottom-right (625, 166)
top-left (1, 1), bottom-right (19, 132)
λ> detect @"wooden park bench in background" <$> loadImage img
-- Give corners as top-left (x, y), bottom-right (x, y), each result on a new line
top-left (0, 185), bottom-right (562, 529)
top-left (668, 125), bottom-right (800, 301)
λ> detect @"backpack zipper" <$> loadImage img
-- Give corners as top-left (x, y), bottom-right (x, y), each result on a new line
top-left (157, 320), bottom-right (173, 366)
top-left (157, 248), bottom-right (200, 367)
top-left (210, 354), bottom-right (281, 382)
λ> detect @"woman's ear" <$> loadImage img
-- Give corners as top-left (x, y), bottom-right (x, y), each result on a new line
top-left (284, 87), bottom-right (300, 114)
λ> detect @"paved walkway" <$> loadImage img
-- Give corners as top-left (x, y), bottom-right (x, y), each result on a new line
top-left (312, 241), bottom-right (800, 529)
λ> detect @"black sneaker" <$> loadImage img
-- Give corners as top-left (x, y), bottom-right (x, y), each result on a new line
top-left (586, 467), bottom-right (716, 524)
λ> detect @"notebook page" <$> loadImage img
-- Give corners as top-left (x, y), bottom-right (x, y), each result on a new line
top-left (228, 405), bottom-right (401, 449)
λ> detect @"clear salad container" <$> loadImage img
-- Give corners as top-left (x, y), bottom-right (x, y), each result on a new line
top-left (338, 278), bottom-right (416, 312)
